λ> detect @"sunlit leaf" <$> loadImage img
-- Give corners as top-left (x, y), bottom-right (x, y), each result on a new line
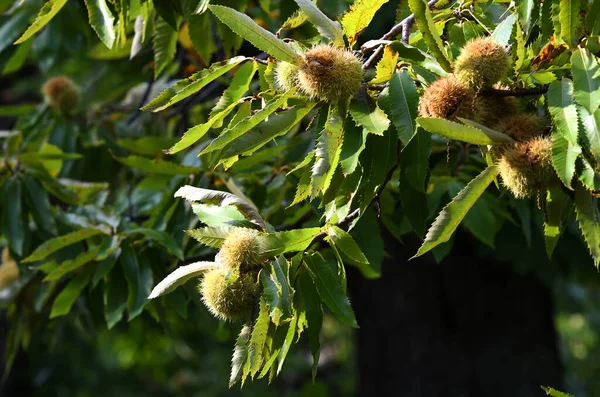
top-left (294, 0), bottom-right (344, 46)
top-left (341, 0), bottom-right (389, 46)
top-left (14, 0), bottom-right (68, 44)
top-left (148, 261), bottom-right (218, 299)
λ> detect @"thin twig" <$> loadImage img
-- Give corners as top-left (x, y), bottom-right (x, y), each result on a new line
top-left (362, 0), bottom-right (440, 69)
top-left (481, 85), bottom-right (549, 97)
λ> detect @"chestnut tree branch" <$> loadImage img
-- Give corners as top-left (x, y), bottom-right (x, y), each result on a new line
top-left (362, 0), bottom-right (440, 69)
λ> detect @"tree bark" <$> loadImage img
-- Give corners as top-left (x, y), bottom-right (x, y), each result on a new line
top-left (348, 232), bottom-right (563, 397)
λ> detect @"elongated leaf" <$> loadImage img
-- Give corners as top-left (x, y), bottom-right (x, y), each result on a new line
top-left (385, 70), bottom-right (419, 145)
top-left (260, 268), bottom-right (282, 324)
top-left (153, 16), bottom-right (180, 78)
top-left (414, 165), bottom-right (500, 257)
top-left (191, 203), bottom-right (247, 227)
top-left (577, 157), bottom-right (600, 191)
top-left (230, 325), bottom-right (251, 387)
top-left (143, 57), bottom-right (247, 112)
top-left (304, 253), bottom-right (358, 327)
top-left (113, 155), bottom-right (200, 175)
top-left (541, 386), bottom-right (575, 397)
top-left (341, 0), bottom-right (389, 46)
top-left (548, 79), bottom-right (581, 187)
top-left (295, 0), bottom-right (344, 45)
top-left (201, 90), bottom-right (294, 156)
top-left (186, 226), bottom-right (237, 248)
top-left (297, 267), bottom-right (322, 379)
top-left (121, 245), bottom-right (153, 320)
top-left (371, 45), bottom-right (399, 84)
top-left (175, 185), bottom-right (266, 229)
top-left (349, 91), bottom-right (390, 136)
top-left (559, 0), bottom-right (581, 47)
top-left (575, 184), bottom-right (600, 267)
top-left (248, 297), bottom-right (270, 377)
top-left (44, 247), bottom-right (102, 281)
top-left (340, 120), bottom-right (367, 175)
top-left (209, 61), bottom-right (258, 127)
top-left (326, 226), bottom-right (369, 265)
top-left (417, 117), bottom-right (514, 145)
top-left (588, 0), bottom-right (600, 35)
top-left (148, 261), bottom-right (218, 298)
top-left (84, 0), bottom-right (116, 48)
top-left (22, 228), bottom-right (105, 263)
top-left (22, 176), bottom-right (57, 235)
top-left (544, 187), bottom-right (568, 259)
top-left (122, 228), bottom-right (184, 259)
top-left (14, 0), bottom-right (68, 44)
top-left (312, 105), bottom-right (345, 197)
top-left (260, 228), bottom-right (322, 257)
top-left (1, 177), bottom-right (24, 256)
top-left (571, 48), bottom-right (600, 114)
top-left (208, 5), bottom-right (300, 64)
top-left (50, 267), bottom-right (94, 318)
top-left (223, 102), bottom-right (317, 160)
top-left (104, 266), bottom-right (128, 329)
top-left (407, 0), bottom-right (452, 72)
top-left (579, 106), bottom-right (600, 164)
top-left (516, 0), bottom-right (536, 32)
top-left (491, 14), bottom-right (517, 46)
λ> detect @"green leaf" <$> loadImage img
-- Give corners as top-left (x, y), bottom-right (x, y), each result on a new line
top-left (349, 91), bottom-right (390, 136)
top-left (577, 157), bottom-right (600, 191)
top-left (544, 186), bottom-right (568, 258)
top-left (516, 0), bottom-right (537, 32)
top-left (558, 0), bottom-right (581, 47)
top-left (209, 61), bottom-right (258, 127)
top-left (304, 253), bottom-right (358, 328)
top-left (50, 266), bottom-right (94, 318)
top-left (326, 225), bottom-right (377, 279)
top-left (93, 249), bottom-right (120, 288)
top-left (312, 105), bottom-right (345, 197)
top-left (121, 245), bottom-right (153, 320)
top-left (340, 120), bottom-right (367, 175)
top-left (208, 5), bottom-right (300, 64)
top-left (22, 228), bottom-right (105, 263)
top-left (414, 165), bottom-right (500, 258)
top-left (175, 185), bottom-right (266, 229)
top-left (575, 183), bottom-right (600, 267)
top-left (201, 90), bottom-right (295, 156)
top-left (571, 48), bottom-right (600, 114)
top-left (186, 226), bottom-right (236, 248)
top-left (0, 10), bottom-right (32, 54)
top-left (276, 312), bottom-right (298, 375)
top-left (248, 297), bottom-right (271, 377)
top-left (588, 0), bottom-right (600, 35)
top-left (121, 228), bottom-right (184, 259)
top-left (113, 155), bottom-right (200, 175)
top-left (223, 101), bottom-right (317, 161)
top-left (297, 267), bottom-right (322, 379)
top-left (417, 117), bottom-right (514, 145)
top-left (579, 106), bottom-right (600, 164)
top-left (104, 266), bottom-right (128, 329)
top-left (260, 228), bottom-right (322, 257)
top-left (14, 0), bottom-right (68, 44)
top-left (230, 325), bottom-right (251, 387)
top-left (385, 70), bottom-right (419, 145)
top-left (548, 79), bottom-right (582, 187)
top-left (22, 176), bottom-right (57, 236)
top-left (143, 56), bottom-right (247, 112)
top-left (84, 0), bottom-right (116, 49)
top-left (153, 16), bottom-right (181, 78)
top-left (294, 0), bottom-right (344, 46)
top-left (116, 136), bottom-right (179, 156)
top-left (191, 203), bottom-right (248, 227)
top-left (407, 0), bottom-right (452, 72)
top-left (541, 386), bottom-right (575, 397)
top-left (148, 261), bottom-right (218, 299)
top-left (1, 177), bottom-right (25, 256)
top-left (44, 247), bottom-right (102, 281)
top-left (491, 14), bottom-right (517, 46)
top-left (341, 0), bottom-right (389, 46)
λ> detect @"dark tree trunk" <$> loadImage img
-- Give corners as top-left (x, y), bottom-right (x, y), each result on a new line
top-left (348, 232), bottom-right (563, 397)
